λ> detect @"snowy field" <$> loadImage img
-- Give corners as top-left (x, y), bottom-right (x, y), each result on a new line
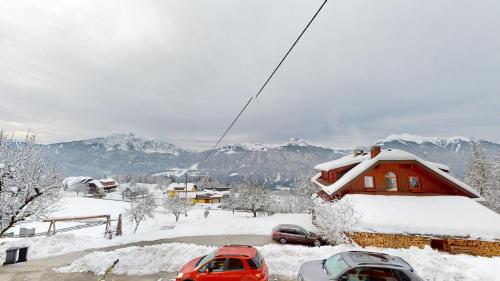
top-left (56, 242), bottom-right (500, 281)
top-left (0, 195), bottom-right (313, 259)
top-left (2, 194), bottom-right (500, 281)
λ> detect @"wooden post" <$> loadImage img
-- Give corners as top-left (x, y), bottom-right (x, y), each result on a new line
top-left (105, 216), bottom-right (110, 234)
top-left (116, 214), bottom-right (122, 236)
top-left (46, 221), bottom-right (56, 236)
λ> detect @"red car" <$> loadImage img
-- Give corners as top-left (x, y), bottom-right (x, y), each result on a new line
top-left (175, 245), bottom-right (269, 281)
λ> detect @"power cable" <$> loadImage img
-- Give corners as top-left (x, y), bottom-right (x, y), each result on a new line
top-left (191, 0), bottom-right (328, 171)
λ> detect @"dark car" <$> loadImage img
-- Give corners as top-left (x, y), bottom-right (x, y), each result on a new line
top-left (175, 245), bottom-right (269, 281)
top-left (297, 251), bottom-right (424, 281)
top-left (272, 224), bottom-right (322, 247)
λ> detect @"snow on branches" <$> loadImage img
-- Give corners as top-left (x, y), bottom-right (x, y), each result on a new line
top-left (163, 196), bottom-right (190, 222)
top-left (125, 191), bottom-right (157, 234)
top-left (464, 140), bottom-right (500, 212)
top-left (0, 132), bottom-right (63, 236)
top-left (314, 198), bottom-right (360, 244)
top-left (233, 180), bottom-right (272, 217)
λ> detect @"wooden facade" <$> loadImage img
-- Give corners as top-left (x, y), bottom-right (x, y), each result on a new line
top-left (316, 158), bottom-right (476, 199)
top-left (335, 161), bottom-right (471, 197)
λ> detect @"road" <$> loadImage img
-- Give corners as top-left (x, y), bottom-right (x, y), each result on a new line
top-left (0, 235), bottom-right (295, 281)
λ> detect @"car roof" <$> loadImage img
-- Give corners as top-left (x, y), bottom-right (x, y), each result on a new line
top-left (341, 251), bottom-right (412, 270)
top-left (275, 224), bottom-right (306, 230)
top-left (215, 245), bottom-right (256, 259)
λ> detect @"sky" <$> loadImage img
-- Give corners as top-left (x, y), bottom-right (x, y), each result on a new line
top-left (1, 0), bottom-right (499, 150)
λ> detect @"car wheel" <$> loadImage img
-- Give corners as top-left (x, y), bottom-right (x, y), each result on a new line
top-left (313, 240), bottom-right (321, 247)
top-left (279, 238), bottom-right (287, 244)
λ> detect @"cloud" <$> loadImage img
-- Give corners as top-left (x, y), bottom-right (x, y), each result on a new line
top-left (0, 0), bottom-right (499, 149)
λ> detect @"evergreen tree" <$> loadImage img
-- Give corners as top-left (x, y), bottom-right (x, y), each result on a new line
top-left (464, 140), bottom-right (499, 211)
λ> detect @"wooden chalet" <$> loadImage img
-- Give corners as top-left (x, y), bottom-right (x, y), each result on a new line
top-left (312, 145), bottom-right (481, 200)
top-left (311, 146), bottom-right (500, 256)
top-left (88, 178), bottom-right (118, 193)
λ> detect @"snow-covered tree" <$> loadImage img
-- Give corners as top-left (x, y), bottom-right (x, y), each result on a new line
top-left (487, 158), bottom-right (500, 212)
top-left (224, 184), bottom-right (241, 215)
top-left (199, 176), bottom-right (219, 190)
top-left (314, 199), bottom-right (360, 244)
top-left (72, 181), bottom-right (90, 197)
top-left (121, 182), bottom-right (148, 201)
top-left (464, 140), bottom-right (499, 211)
top-left (125, 191), bottom-right (156, 233)
top-left (292, 175), bottom-right (319, 213)
top-left (0, 132), bottom-right (63, 236)
top-left (164, 196), bottom-right (190, 222)
top-left (235, 180), bottom-right (272, 217)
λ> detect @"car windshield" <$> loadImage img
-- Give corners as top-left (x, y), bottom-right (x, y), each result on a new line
top-left (324, 254), bottom-right (349, 277)
top-left (196, 250), bottom-right (216, 268)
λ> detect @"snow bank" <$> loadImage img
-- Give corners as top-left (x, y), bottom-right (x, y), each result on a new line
top-left (58, 243), bottom-right (215, 275)
top-left (347, 194), bottom-right (500, 240)
top-left (57, 243), bottom-right (500, 281)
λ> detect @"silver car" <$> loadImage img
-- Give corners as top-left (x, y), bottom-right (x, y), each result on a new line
top-left (297, 251), bottom-right (424, 281)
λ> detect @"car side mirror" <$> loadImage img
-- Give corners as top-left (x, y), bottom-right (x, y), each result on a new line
top-left (204, 268), bottom-right (211, 274)
top-left (338, 275), bottom-right (348, 281)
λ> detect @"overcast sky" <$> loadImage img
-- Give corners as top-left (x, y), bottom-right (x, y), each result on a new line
top-left (1, 0), bottom-right (499, 150)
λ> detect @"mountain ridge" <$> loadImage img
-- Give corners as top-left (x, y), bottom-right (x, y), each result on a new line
top-left (39, 133), bottom-right (500, 185)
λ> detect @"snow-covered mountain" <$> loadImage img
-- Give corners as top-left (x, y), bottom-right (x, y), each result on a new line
top-left (40, 133), bottom-right (500, 185)
top-left (79, 133), bottom-right (185, 155)
top-left (377, 133), bottom-right (500, 177)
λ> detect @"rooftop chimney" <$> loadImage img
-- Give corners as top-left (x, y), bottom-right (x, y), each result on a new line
top-left (370, 145), bottom-right (381, 158)
top-left (353, 148), bottom-right (364, 157)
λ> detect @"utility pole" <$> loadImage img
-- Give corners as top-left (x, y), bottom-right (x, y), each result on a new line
top-left (185, 172), bottom-right (188, 204)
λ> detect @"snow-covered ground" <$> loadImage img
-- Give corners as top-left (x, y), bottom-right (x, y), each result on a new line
top-left (347, 194), bottom-right (500, 240)
top-left (2, 194), bottom-right (500, 281)
top-left (0, 195), bottom-right (313, 260)
top-left (56, 242), bottom-right (500, 281)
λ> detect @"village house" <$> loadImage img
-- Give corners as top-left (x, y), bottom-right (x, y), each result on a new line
top-left (166, 182), bottom-right (228, 204)
top-left (312, 145), bottom-right (500, 256)
top-left (88, 178), bottom-right (118, 193)
top-left (166, 182), bottom-right (198, 204)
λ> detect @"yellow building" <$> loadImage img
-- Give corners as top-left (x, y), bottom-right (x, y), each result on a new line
top-left (166, 183), bottom-right (198, 204)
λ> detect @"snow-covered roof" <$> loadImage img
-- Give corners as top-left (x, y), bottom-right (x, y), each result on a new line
top-left (343, 194), bottom-right (500, 240)
top-left (312, 149), bottom-right (481, 199)
top-left (88, 179), bottom-right (104, 188)
top-left (63, 176), bottom-right (93, 186)
top-left (166, 182), bottom-right (197, 192)
top-left (315, 151), bottom-right (450, 172)
top-left (314, 153), bottom-right (370, 171)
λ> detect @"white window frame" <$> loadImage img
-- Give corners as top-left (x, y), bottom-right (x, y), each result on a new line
top-left (364, 176), bottom-right (374, 188)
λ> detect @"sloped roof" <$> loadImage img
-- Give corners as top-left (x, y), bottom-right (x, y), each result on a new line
top-left (312, 149), bottom-right (481, 199)
top-left (343, 194), bottom-right (500, 240)
top-left (166, 182), bottom-right (197, 192)
top-left (314, 153), bottom-right (370, 171)
top-left (315, 152), bottom-right (450, 172)
top-left (88, 179), bottom-right (104, 188)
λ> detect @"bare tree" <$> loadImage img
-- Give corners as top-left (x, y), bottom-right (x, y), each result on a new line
top-left (0, 132), bottom-right (63, 236)
top-left (314, 198), bottom-right (360, 244)
top-left (164, 196), bottom-right (189, 222)
top-left (125, 191), bottom-right (156, 234)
